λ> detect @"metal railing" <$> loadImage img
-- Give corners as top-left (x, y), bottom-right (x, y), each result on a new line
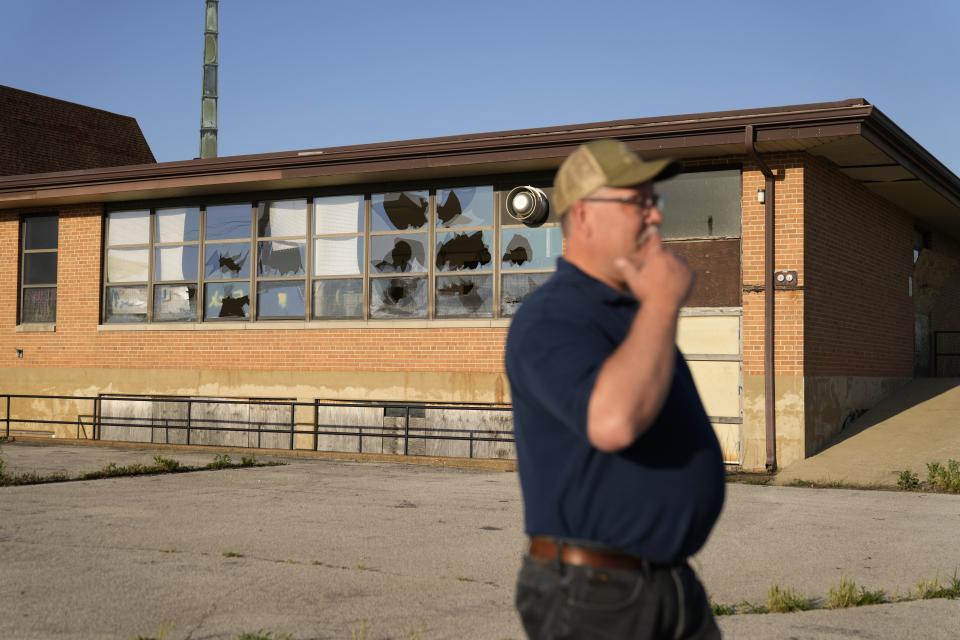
top-left (1, 393), bottom-right (515, 460)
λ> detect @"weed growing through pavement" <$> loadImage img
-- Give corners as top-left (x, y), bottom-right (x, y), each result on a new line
top-left (222, 550), bottom-right (245, 558)
top-left (897, 470), bottom-right (920, 490)
top-left (207, 454), bottom-right (234, 469)
top-left (235, 632), bottom-right (292, 640)
top-left (915, 571), bottom-right (960, 600)
top-left (710, 599), bottom-right (735, 616)
top-left (766, 584), bottom-right (813, 613)
top-left (926, 460), bottom-right (960, 493)
top-left (827, 577), bottom-right (886, 608)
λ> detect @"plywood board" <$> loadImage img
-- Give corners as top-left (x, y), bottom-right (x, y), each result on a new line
top-left (678, 315), bottom-right (740, 355)
top-left (687, 361), bottom-right (741, 418)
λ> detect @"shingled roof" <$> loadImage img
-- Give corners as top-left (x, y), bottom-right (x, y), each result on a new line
top-left (0, 85), bottom-right (155, 177)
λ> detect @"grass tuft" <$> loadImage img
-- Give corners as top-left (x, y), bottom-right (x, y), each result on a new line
top-left (235, 632), bottom-right (292, 640)
top-left (207, 454), bottom-right (234, 469)
top-left (766, 584), bottom-right (812, 613)
top-left (222, 550), bottom-right (244, 558)
top-left (710, 599), bottom-right (735, 616)
top-left (915, 571), bottom-right (960, 600)
top-left (927, 460), bottom-right (960, 493)
top-left (827, 576), bottom-right (886, 608)
top-left (897, 470), bottom-right (920, 490)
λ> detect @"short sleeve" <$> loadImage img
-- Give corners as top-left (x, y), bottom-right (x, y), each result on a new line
top-left (506, 315), bottom-right (613, 439)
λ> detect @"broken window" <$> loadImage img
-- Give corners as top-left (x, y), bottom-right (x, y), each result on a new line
top-left (436, 275), bottom-right (493, 318)
top-left (501, 272), bottom-right (552, 317)
top-left (107, 248), bottom-right (149, 283)
top-left (372, 191), bottom-right (429, 231)
top-left (370, 235), bottom-right (428, 274)
top-left (204, 244), bottom-right (251, 279)
top-left (313, 278), bottom-right (363, 319)
top-left (257, 281), bottom-right (306, 319)
top-left (437, 186), bottom-right (494, 228)
top-left (256, 199), bottom-right (307, 320)
top-left (314, 195), bottom-right (365, 319)
top-left (436, 231), bottom-right (493, 272)
top-left (656, 170), bottom-right (740, 239)
top-left (20, 214), bottom-right (58, 323)
top-left (154, 284), bottom-right (198, 321)
top-left (370, 277), bottom-right (427, 319)
top-left (205, 282), bottom-right (250, 319)
top-left (500, 227), bottom-right (561, 271)
top-left (258, 240), bottom-right (306, 277)
top-left (499, 186), bottom-right (561, 315)
top-left (105, 286), bottom-right (148, 323)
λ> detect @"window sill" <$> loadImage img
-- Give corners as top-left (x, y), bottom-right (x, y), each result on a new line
top-left (97, 318), bottom-right (513, 331)
top-left (16, 323), bottom-right (56, 333)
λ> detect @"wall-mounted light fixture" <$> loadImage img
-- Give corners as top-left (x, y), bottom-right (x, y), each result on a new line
top-left (757, 188), bottom-right (766, 204)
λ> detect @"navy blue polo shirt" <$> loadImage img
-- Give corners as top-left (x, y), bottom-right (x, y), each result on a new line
top-left (505, 258), bottom-right (725, 563)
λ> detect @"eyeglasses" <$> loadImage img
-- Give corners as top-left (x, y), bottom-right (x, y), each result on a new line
top-left (582, 193), bottom-right (663, 211)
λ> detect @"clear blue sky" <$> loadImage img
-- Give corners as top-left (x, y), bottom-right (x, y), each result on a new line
top-left (2, 0), bottom-right (958, 175)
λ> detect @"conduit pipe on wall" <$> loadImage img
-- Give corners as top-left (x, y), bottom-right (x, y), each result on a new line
top-left (745, 125), bottom-right (778, 471)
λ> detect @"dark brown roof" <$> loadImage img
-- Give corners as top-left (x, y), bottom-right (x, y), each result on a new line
top-left (0, 98), bottom-right (958, 237)
top-left (0, 85), bottom-right (155, 176)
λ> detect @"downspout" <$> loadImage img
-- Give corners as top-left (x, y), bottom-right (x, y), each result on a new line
top-left (745, 125), bottom-right (778, 472)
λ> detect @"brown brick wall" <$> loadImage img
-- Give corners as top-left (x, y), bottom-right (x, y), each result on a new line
top-left (742, 154), bottom-right (806, 377)
top-left (2, 207), bottom-right (508, 375)
top-left (803, 155), bottom-right (914, 377)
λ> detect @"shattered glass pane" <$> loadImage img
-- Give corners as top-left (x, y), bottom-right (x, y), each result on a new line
top-left (155, 246), bottom-right (199, 281)
top-left (657, 170), bottom-right (741, 239)
top-left (154, 284), bottom-right (197, 322)
top-left (107, 248), bottom-right (148, 283)
top-left (369, 277), bottom-right (427, 319)
top-left (205, 203), bottom-right (251, 240)
top-left (500, 227), bottom-right (562, 271)
top-left (314, 195), bottom-right (364, 234)
top-left (204, 243), bottom-right (250, 279)
top-left (107, 210), bottom-right (150, 246)
top-left (436, 186), bottom-right (494, 228)
top-left (501, 272), bottom-right (552, 317)
top-left (22, 287), bottom-right (56, 323)
top-left (312, 279), bottom-right (363, 319)
top-left (23, 253), bottom-right (57, 285)
top-left (257, 281), bottom-right (306, 319)
top-left (370, 234), bottom-right (427, 273)
top-left (436, 275), bottom-right (492, 318)
top-left (314, 237), bottom-right (363, 276)
top-left (371, 191), bottom-right (429, 231)
top-left (24, 216), bottom-right (58, 250)
top-left (257, 199), bottom-right (307, 237)
top-left (105, 286), bottom-right (148, 323)
top-left (258, 240), bottom-right (306, 277)
top-left (205, 282), bottom-right (250, 319)
top-left (156, 207), bottom-right (200, 243)
top-left (436, 230), bottom-right (493, 272)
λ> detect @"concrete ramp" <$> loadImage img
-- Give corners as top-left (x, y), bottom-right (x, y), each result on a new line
top-left (775, 378), bottom-right (960, 487)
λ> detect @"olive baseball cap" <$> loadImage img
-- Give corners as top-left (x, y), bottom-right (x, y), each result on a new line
top-left (552, 139), bottom-right (680, 215)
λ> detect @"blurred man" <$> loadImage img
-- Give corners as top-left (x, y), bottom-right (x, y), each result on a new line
top-left (506, 139), bottom-right (725, 639)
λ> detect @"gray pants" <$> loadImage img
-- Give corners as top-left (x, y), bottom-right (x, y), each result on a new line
top-left (515, 556), bottom-right (721, 640)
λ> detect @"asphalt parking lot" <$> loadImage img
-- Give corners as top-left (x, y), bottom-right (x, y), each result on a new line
top-left (1, 441), bottom-right (959, 639)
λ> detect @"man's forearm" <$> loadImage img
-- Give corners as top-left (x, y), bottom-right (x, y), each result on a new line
top-left (586, 302), bottom-right (679, 452)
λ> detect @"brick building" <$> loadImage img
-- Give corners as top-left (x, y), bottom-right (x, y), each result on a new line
top-left (1, 98), bottom-right (958, 470)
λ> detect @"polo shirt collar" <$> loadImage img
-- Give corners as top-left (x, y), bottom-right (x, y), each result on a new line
top-left (556, 257), bottom-right (635, 305)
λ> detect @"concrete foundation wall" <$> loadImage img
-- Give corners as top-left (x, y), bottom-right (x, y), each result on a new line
top-left (741, 374), bottom-right (805, 471)
top-left (803, 376), bottom-right (911, 455)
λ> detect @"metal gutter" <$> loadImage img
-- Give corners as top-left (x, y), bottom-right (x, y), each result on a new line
top-left (745, 125), bottom-right (778, 472)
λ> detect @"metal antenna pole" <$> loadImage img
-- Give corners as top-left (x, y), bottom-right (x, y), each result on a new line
top-left (199, 0), bottom-right (218, 158)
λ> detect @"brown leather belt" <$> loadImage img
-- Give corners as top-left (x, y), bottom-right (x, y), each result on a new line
top-left (528, 536), bottom-right (651, 572)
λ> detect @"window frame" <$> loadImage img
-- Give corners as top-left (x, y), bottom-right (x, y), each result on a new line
top-left (19, 213), bottom-right (59, 325)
